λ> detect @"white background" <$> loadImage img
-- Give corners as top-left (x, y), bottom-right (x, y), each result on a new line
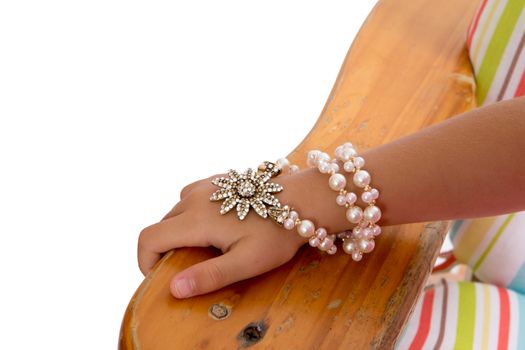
top-left (0, 1), bottom-right (377, 348)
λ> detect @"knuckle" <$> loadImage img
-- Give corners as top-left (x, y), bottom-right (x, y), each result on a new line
top-left (205, 261), bottom-right (227, 289)
top-left (138, 226), bottom-right (153, 249)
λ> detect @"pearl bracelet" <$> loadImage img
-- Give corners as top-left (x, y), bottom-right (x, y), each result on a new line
top-left (209, 143), bottom-right (382, 260)
top-left (305, 142), bottom-right (382, 261)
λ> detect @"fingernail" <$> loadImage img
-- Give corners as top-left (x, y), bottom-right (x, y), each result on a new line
top-left (174, 278), bottom-right (193, 298)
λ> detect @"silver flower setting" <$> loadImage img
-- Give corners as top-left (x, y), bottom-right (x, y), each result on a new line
top-left (210, 166), bottom-right (284, 221)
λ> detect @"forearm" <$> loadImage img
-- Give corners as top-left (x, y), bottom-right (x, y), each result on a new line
top-left (282, 97), bottom-right (525, 232)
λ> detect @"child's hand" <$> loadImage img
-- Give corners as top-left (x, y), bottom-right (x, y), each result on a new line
top-left (137, 171), bottom-right (314, 299)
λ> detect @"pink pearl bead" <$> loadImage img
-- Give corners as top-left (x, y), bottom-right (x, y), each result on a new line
top-left (372, 225), bottom-right (382, 236)
top-left (370, 188), bottom-right (379, 199)
top-left (309, 237), bottom-right (320, 247)
top-left (345, 192), bottom-right (357, 205)
top-left (288, 211), bottom-right (299, 221)
top-left (351, 226), bottom-right (362, 239)
top-left (336, 194), bottom-right (347, 206)
top-left (352, 251), bottom-right (363, 262)
top-left (327, 245), bottom-right (337, 255)
top-left (361, 191), bottom-right (373, 203)
top-left (362, 227), bottom-right (374, 239)
top-left (283, 218), bottom-right (295, 230)
top-left (359, 239), bottom-right (375, 253)
top-left (319, 238), bottom-right (334, 251)
top-left (315, 227), bottom-right (327, 240)
top-left (337, 231), bottom-right (351, 239)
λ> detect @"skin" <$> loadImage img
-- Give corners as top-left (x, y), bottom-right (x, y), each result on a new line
top-left (138, 96), bottom-right (525, 298)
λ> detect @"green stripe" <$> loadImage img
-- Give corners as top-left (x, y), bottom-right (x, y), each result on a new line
top-left (454, 282), bottom-right (477, 349)
top-left (476, 0), bottom-right (525, 104)
top-left (473, 213), bottom-right (515, 272)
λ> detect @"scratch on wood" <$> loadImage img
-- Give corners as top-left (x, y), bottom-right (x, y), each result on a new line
top-left (181, 307), bottom-right (192, 321)
top-left (274, 314), bottom-right (295, 336)
top-left (298, 260), bottom-right (320, 273)
top-left (307, 289), bottom-right (322, 302)
top-left (327, 299), bottom-right (342, 309)
top-left (279, 283), bottom-right (293, 306)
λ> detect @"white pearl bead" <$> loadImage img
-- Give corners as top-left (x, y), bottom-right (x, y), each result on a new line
top-left (329, 173), bottom-right (346, 191)
top-left (343, 142), bottom-right (354, 148)
top-left (319, 238), bottom-right (334, 251)
top-left (318, 161), bottom-right (331, 174)
top-left (288, 164), bottom-right (300, 174)
top-left (306, 150), bottom-right (321, 167)
top-left (346, 206), bottom-right (363, 224)
top-left (317, 152), bottom-right (330, 164)
top-left (353, 170), bottom-right (371, 188)
top-left (288, 211), bottom-right (299, 221)
top-left (353, 156), bottom-right (365, 168)
top-left (359, 239), bottom-right (375, 253)
top-left (335, 146), bottom-right (345, 160)
top-left (283, 218), bottom-right (295, 230)
top-left (327, 245), bottom-right (338, 255)
top-left (370, 188), bottom-right (379, 199)
top-left (361, 191), bottom-right (373, 203)
top-left (329, 162), bottom-right (340, 173)
top-left (297, 219), bottom-right (315, 238)
top-left (309, 237), bottom-right (320, 247)
top-left (372, 225), bottom-right (382, 236)
top-left (315, 227), bottom-right (327, 240)
top-left (343, 161), bottom-right (355, 172)
top-left (276, 158), bottom-right (290, 170)
top-left (341, 148), bottom-right (355, 161)
top-left (336, 194), bottom-right (347, 206)
top-left (342, 239), bottom-right (356, 254)
top-left (345, 192), bottom-right (357, 205)
top-left (352, 251), bottom-right (363, 262)
top-left (364, 205), bottom-right (382, 224)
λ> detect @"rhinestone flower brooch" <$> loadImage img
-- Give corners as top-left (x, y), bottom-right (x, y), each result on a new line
top-left (209, 162), bottom-right (287, 221)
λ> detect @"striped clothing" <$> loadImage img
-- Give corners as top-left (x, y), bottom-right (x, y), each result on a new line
top-left (395, 280), bottom-right (525, 349)
top-left (467, 0), bottom-right (525, 105)
top-left (450, 214), bottom-right (525, 295)
top-left (396, 0), bottom-right (525, 348)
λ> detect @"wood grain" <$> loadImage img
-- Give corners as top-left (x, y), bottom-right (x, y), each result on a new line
top-left (120, 0), bottom-right (479, 348)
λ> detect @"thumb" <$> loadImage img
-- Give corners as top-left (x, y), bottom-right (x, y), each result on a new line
top-left (170, 237), bottom-right (295, 298)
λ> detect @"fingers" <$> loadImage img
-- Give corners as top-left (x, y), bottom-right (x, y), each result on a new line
top-left (170, 235), bottom-right (297, 298)
top-left (138, 213), bottom-right (211, 275)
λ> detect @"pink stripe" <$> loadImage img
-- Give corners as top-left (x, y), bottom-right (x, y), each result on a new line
top-left (515, 68), bottom-right (525, 97)
top-left (467, 0), bottom-right (489, 50)
top-left (409, 289), bottom-right (435, 350)
top-left (497, 287), bottom-right (510, 350)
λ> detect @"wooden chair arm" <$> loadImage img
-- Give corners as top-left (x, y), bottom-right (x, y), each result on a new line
top-left (120, 0), bottom-right (479, 348)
